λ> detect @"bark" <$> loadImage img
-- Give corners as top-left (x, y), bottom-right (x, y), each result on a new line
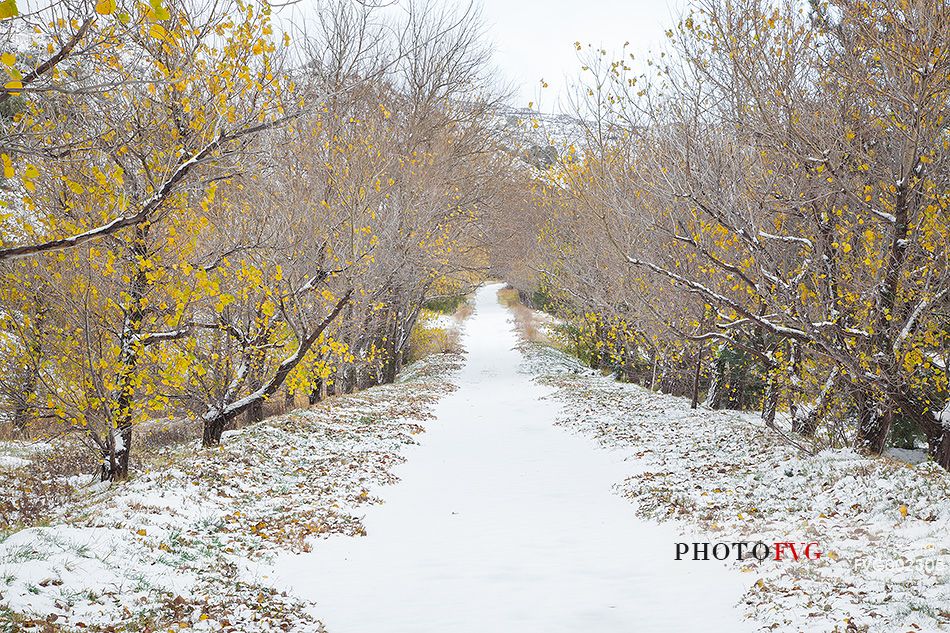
top-left (762, 370), bottom-right (779, 428)
top-left (103, 223), bottom-right (149, 481)
top-left (792, 367), bottom-right (838, 437)
top-left (357, 365), bottom-right (373, 390)
top-left (901, 392), bottom-right (950, 470)
top-left (13, 304), bottom-right (44, 437)
top-left (343, 365), bottom-right (356, 394)
top-left (877, 173), bottom-right (914, 337)
top-left (380, 310), bottom-right (401, 384)
top-left (932, 431), bottom-right (950, 471)
top-left (854, 169), bottom-right (916, 456)
top-left (705, 352), bottom-right (724, 409)
top-left (690, 346), bottom-right (703, 409)
top-left (202, 416), bottom-right (228, 448)
top-left (308, 378), bottom-right (323, 405)
top-left (787, 343), bottom-right (800, 424)
top-left (855, 390), bottom-right (891, 455)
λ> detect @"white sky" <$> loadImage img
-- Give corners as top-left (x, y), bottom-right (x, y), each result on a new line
top-left (475, 0), bottom-right (687, 111)
top-left (274, 0), bottom-right (687, 113)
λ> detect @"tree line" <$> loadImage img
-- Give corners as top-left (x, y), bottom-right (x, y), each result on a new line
top-left (0, 0), bottom-right (504, 480)
top-left (497, 0), bottom-right (950, 469)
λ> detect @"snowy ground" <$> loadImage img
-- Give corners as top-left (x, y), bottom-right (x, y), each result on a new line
top-left (270, 283), bottom-right (756, 632)
top-left (520, 340), bottom-right (950, 633)
top-left (2, 284), bottom-right (947, 632)
top-left (0, 352), bottom-right (461, 631)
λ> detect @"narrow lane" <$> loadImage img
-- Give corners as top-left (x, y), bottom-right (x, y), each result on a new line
top-left (274, 283), bottom-right (754, 632)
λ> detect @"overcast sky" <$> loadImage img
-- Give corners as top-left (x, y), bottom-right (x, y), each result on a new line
top-left (275, 0), bottom-right (687, 113)
top-left (476, 0), bottom-right (686, 110)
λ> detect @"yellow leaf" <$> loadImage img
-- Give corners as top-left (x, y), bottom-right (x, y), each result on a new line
top-left (148, 23), bottom-right (167, 40)
top-left (94, 0), bottom-right (116, 14)
top-left (0, 0), bottom-right (18, 19)
top-left (0, 52), bottom-right (14, 66)
top-left (136, 528), bottom-right (147, 536)
top-left (1, 153), bottom-right (12, 179)
top-left (147, 0), bottom-right (170, 21)
top-left (899, 505), bottom-right (908, 518)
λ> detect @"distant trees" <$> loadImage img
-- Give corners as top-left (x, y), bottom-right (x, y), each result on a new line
top-left (504, 0), bottom-right (950, 468)
top-left (0, 0), bottom-right (502, 479)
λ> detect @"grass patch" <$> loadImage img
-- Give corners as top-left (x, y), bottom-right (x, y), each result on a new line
top-left (423, 295), bottom-right (467, 314)
top-left (496, 286), bottom-right (519, 307)
top-left (496, 285), bottom-right (550, 344)
top-left (408, 310), bottom-right (462, 362)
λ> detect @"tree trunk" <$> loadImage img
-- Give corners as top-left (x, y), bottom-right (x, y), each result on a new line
top-left (932, 430), bottom-right (950, 471)
top-left (793, 367), bottom-right (838, 437)
top-left (705, 349), bottom-right (724, 409)
top-left (357, 365), bottom-right (376, 390)
top-left (14, 303), bottom-right (43, 437)
top-left (343, 365), bottom-right (356, 394)
top-left (103, 223), bottom-right (150, 481)
top-left (901, 392), bottom-right (949, 471)
top-left (691, 346), bottom-right (703, 409)
top-left (309, 378), bottom-right (323, 405)
top-left (198, 290), bottom-right (353, 449)
top-left (855, 390), bottom-right (891, 455)
top-left (762, 369), bottom-right (779, 428)
top-left (202, 414), bottom-right (232, 447)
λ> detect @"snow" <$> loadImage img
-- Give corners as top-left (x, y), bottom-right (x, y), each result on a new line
top-left (0, 525), bottom-right (196, 623)
top-left (2, 285), bottom-right (946, 632)
top-left (885, 447), bottom-right (929, 465)
top-left (424, 313), bottom-right (457, 330)
top-left (271, 283), bottom-right (755, 632)
top-left (112, 430), bottom-right (125, 454)
top-left (937, 402), bottom-right (950, 428)
top-left (521, 342), bottom-right (950, 632)
top-left (0, 440), bottom-right (52, 469)
top-left (0, 454), bottom-right (30, 469)
top-left (0, 352), bottom-right (463, 630)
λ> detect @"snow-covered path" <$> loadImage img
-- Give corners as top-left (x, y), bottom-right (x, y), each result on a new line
top-left (274, 284), bottom-right (755, 632)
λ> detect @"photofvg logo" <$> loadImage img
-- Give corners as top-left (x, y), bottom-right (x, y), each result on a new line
top-left (677, 542), bottom-right (949, 576)
top-left (676, 541), bottom-right (823, 562)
